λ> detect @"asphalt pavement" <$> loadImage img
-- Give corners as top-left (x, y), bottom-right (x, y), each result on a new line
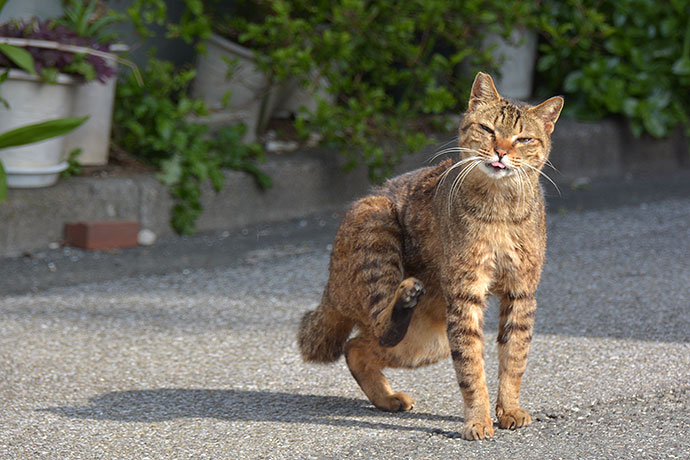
top-left (0, 172), bottom-right (689, 459)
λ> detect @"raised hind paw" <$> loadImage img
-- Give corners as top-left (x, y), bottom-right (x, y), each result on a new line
top-left (461, 418), bottom-right (495, 440)
top-left (398, 277), bottom-right (425, 309)
top-left (497, 407), bottom-right (532, 430)
top-left (374, 391), bottom-right (415, 412)
top-left (379, 278), bottom-right (425, 347)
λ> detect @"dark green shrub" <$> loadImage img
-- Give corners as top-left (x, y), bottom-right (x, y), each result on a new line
top-left (113, 57), bottom-right (271, 235)
top-left (127, 0), bottom-right (212, 49)
top-left (535, 0), bottom-right (690, 138)
top-left (235, 0), bottom-right (513, 182)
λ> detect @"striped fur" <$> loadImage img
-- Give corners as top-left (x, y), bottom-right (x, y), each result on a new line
top-left (297, 73), bottom-right (563, 440)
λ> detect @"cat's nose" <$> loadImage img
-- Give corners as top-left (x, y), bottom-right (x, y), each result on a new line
top-left (494, 148), bottom-right (508, 159)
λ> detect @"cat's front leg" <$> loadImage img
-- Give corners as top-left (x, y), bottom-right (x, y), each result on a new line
top-left (495, 291), bottom-right (537, 430)
top-left (446, 292), bottom-right (494, 440)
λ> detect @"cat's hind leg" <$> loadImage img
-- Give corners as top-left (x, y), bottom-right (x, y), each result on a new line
top-left (337, 196), bottom-right (425, 345)
top-left (345, 335), bottom-right (414, 411)
top-left (345, 279), bottom-right (425, 412)
top-left (332, 196), bottom-right (425, 411)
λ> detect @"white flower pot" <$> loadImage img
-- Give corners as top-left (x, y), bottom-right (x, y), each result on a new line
top-left (192, 33), bottom-right (282, 142)
top-left (61, 76), bottom-right (116, 165)
top-left (4, 162), bottom-right (68, 188)
top-left (484, 27), bottom-right (537, 100)
top-left (274, 74), bottom-right (332, 119)
top-left (0, 69), bottom-right (76, 187)
top-left (62, 45), bottom-right (126, 166)
top-left (193, 34), bottom-right (333, 141)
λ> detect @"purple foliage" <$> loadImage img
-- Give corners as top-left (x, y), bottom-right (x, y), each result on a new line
top-left (0, 18), bottom-right (116, 83)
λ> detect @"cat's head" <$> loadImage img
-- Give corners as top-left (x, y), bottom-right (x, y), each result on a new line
top-left (458, 72), bottom-right (563, 181)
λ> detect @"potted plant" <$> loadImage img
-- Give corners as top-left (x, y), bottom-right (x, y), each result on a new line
top-left (0, 14), bottom-right (87, 194)
top-left (0, 115), bottom-right (87, 195)
top-left (215, 2), bottom-right (500, 182)
top-left (0, 13), bottom-right (119, 185)
top-left (190, 0), bottom-right (330, 142)
top-left (56, 0), bottom-right (128, 166)
top-left (191, 30), bottom-right (283, 142)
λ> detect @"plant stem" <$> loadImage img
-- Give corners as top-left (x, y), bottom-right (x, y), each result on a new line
top-left (683, 16), bottom-right (690, 59)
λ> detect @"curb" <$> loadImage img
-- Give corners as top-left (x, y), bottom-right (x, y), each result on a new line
top-left (0, 119), bottom-right (687, 258)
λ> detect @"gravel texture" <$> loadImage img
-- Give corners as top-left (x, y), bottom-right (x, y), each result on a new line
top-left (1, 189), bottom-right (689, 459)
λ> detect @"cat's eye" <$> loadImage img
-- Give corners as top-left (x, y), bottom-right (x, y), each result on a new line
top-left (479, 124), bottom-right (494, 135)
top-left (515, 137), bottom-right (534, 144)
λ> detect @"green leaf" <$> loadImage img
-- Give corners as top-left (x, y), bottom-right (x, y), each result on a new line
top-left (563, 71), bottom-right (583, 93)
top-left (40, 68), bottom-right (60, 84)
top-left (156, 117), bottom-right (174, 141)
top-left (0, 69), bottom-right (9, 109)
top-left (622, 98), bottom-right (639, 117)
top-left (643, 116), bottom-right (667, 138)
top-left (537, 54), bottom-right (557, 72)
top-left (64, 57), bottom-right (97, 82)
top-left (0, 117), bottom-right (88, 150)
top-left (61, 148), bottom-right (83, 178)
top-left (672, 57), bottom-right (690, 76)
top-left (208, 166), bottom-right (224, 191)
top-left (157, 155), bottom-right (182, 185)
top-left (0, 44), bottom-right (36, 74)
top-left (0, 160), bottom-right (7, 202)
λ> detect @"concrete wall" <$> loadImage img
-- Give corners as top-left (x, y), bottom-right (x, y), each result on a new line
top-left (1, 118), bottom-right (687, 258)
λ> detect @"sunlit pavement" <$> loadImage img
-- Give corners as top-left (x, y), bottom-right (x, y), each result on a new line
top-left (1, 175), bottom-right (689, 459)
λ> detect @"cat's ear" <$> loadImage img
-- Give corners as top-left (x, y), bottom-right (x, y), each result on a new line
top-left (468, 72), bottom-right (501, 110)
top-left (530, 96), bottom-right (564, 135)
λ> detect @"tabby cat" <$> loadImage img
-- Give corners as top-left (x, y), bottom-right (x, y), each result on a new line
top-left (298, 72), bottom-right (563, 440)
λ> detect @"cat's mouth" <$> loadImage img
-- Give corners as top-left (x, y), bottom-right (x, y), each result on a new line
top-left (482, 160), bottom-right (512, 177)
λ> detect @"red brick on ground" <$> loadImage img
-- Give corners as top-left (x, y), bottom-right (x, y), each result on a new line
top-left (64, 221), bottom-right (140, 250)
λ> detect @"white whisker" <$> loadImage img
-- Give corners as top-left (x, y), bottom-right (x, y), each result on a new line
top-left (524, 164), bottom-right (561, 196)
top-left (517, 167), bottom-right (532, 214)
top-left (543, 159), bottom-right (561, 175)
top-left (437, 136), bottom-right (460, 150)
top-left (435, 156), bottom-right (481, 194)
top-left (447, 160), bottom-right (481, 215)
top-left (427, 146), bottom-right (480, 163)
top-left (512, 168), bottom-right (524, 213)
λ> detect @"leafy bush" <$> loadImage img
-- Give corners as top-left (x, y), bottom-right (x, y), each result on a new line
top-left (126, 0), bottom-right (539, 183)
top-left (113, 57), bottom-right (271, 235)
top-left (0, 17), bottom-right (116, 83)
top-left (535, 0), bottom-right (690, 138)
top-left (233, 0), bottom-right (511, 182)
top-left (126, 0), bottom-right (212, 50)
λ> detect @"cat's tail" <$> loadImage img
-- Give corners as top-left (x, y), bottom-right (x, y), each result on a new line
top-left (298, 299), bottom-right (355, 363)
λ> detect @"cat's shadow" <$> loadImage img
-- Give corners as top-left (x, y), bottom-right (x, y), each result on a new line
top-left (40, 388), bottom-right (462, 433)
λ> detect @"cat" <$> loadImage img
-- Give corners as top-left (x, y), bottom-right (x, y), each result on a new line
top-left (298, 72), bottom-right (563, 440)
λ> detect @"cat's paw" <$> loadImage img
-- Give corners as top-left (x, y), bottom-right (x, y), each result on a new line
top-left (375, 391), bottom-right (415, 412)
top-left (461, 419), bottom-right (495, 440)
top-left (398, 277), bottom-right (425, 309)
top-left (496, 407), bottom-right (531, 430)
